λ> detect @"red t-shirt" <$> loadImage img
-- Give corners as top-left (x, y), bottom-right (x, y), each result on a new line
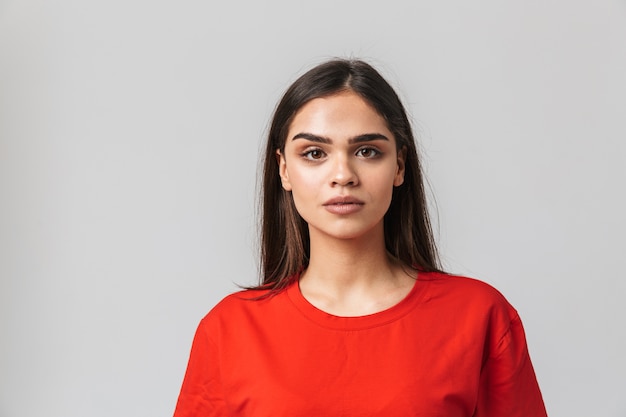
top-left (173, 272), bottom-right (547, 416)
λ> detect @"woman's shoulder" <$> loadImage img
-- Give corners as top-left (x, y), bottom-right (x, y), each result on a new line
top-left (418, 271), bottom-right (518, 316)
top-left (419, 271), bottom-right (524, 349)
top-left (197, 285), bottom-right (288, 329)
top-left (420, 270), bottom-right (508, 295)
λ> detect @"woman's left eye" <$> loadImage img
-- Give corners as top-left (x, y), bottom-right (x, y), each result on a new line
top-left (356, 147), bottom-right (380, 158)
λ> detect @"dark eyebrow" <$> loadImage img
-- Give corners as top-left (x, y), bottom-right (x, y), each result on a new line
top-left (291, 132), bottom-right (389, 144)
top-left (291, 133), bottom-right (332, 143)
top-left (348, 133), bottom-right (389, 144)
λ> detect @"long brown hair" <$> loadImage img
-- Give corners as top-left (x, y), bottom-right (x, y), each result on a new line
top-left (258, 59), bottom-right (442, 292)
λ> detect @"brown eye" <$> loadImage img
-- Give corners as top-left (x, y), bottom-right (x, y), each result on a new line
top-left (356, 147), bottom-right (380, 158)
top-left (303, 149), bottom-right (325, 160)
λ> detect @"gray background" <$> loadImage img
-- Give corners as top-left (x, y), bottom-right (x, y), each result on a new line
top-left (1, 0), bottom-right (625, 416)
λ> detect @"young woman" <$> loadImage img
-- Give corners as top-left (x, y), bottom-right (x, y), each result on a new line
top-left (173, 59), bottom-right (547, 416)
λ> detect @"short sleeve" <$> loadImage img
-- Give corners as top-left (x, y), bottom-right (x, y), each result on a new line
top-left (173, 317), bottom-right (229, 417)
top-left (475, 314), bottom-right (547, 417)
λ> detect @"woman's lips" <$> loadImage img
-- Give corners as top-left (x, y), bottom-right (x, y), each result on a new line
top-left (323, 197), bottom-right (364, 215)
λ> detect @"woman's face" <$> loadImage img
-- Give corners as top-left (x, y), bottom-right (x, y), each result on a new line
top-left (277, 90), bottom-right (406, 242)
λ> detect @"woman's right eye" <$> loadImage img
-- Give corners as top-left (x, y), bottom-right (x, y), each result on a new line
top-left (302, 149), bottom-right (325, 160)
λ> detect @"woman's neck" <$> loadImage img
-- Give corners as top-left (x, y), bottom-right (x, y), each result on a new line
top-left (299, 227), bottom-right (416, 316)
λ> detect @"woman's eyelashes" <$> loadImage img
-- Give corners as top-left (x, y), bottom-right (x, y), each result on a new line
top-left (299, 146), bottom-right (383, 162)
top-left (355, 146), bottom-right (381, 158)
top-left (301, 147), bottom-right (326, 161)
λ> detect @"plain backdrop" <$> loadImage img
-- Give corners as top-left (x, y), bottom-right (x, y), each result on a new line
top-left (1, 1), bottom-right (625, 416)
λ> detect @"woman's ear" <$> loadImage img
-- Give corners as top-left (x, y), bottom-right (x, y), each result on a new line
top-left (276, 150), bottom-right (292, 191)
top-left (394, 146), bottom-right (407, 187)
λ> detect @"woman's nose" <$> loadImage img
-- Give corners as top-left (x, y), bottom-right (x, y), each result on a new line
top-left (330, 155), bottom-right (358, 186)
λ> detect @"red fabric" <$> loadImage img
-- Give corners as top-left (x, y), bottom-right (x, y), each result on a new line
top-left (173, 272), bottom-right (547, 417)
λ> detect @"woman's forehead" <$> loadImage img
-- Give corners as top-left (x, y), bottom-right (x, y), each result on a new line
top-left (287, 91), bottom-right (392, 141)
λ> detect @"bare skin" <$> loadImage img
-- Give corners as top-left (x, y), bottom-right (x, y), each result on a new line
top-left (278, 91), bottom-right (417, 317)
top-left (299, 239), bottom-right (417, 317)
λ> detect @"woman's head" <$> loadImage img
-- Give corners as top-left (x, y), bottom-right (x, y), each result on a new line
top-left (260, 59), bottom-right (441, 289)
